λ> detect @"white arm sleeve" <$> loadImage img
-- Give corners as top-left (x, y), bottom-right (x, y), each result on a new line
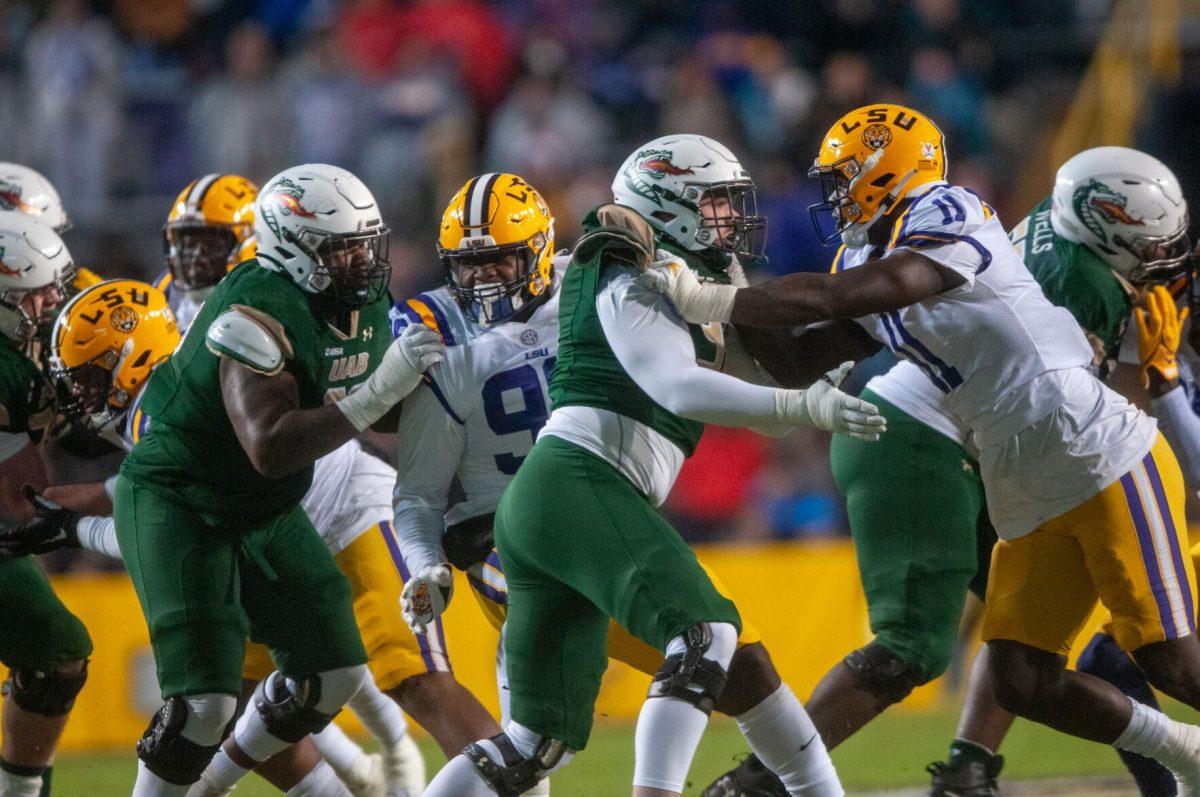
top-left (393, 383), bottom-right (466, 575)
top-left (1152, 386), bottom-right (1200, 492)
top-left (76, 515), bottom-right (123, 559)
top-left (597, 270), bottom-right (784, 427)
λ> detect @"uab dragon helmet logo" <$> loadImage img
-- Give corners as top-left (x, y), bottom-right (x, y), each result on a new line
top-left (624, 148), bottom-right (702, 207)
top-left (862, 124), bottom-right (892, 150)
top-left (0, 181), bottom-right (32, 215)
top-left (1073, 178), bottom-right (1145, 242)
top-left (262, 177), bottom-right (319, 238)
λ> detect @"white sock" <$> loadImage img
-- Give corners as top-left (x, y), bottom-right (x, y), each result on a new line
top-left (131, 760), bottom-right (192, 797)
top-left (286, 760), bottom-right (351, 797)
top-left (736, 684), bottom-right (842, 796)
top-left (633, 697), bottom-right (710, 791)
top-left (497, 624), bottom-right (513, 728)
top-left (312, 721), bottom-right (365, 776)
top-left (0, 768), bottom-right (42, 797)
top-left (1114, 696), bottom-right (1200, 776)
top-left (196, 749), bottom-right (249, 793)
top-left (348, 678), bottom-right (408, 745)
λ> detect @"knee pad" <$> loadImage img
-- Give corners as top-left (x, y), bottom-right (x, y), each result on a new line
top-left (3, 661), bottom-right (89, 716)
top-left (136, 697), bottom-right (227, 786)
top-left (252, 672), bottom-right (337, 744)
top-left (463, 732), bottom-right (567, 796)
top-left (844, 641), bottom-right (928, 710)
top-left (647, 623), bottom-right (733, 716)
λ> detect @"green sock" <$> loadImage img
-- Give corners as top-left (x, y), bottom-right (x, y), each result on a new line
top-left (38, 767), bottom-right (51, 797)
top-left (948, 739), bottom-right (995, 769)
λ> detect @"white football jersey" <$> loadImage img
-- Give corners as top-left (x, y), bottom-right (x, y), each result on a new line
top-left (155, 270), bottom-right (205, 333)
top-left (841, 183), bottom-right (1156, 538)
top-left (391, 258), bottom-right (565, 573)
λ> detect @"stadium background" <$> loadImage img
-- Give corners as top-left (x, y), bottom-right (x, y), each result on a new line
top-left (2, 0), bottom-right (1199, 793)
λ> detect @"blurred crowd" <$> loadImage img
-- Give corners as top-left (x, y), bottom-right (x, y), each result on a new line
top-left (0, 0), bottom-right (1118, 544)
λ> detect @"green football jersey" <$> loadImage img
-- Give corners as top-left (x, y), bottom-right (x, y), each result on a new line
top-left (1010, 196), bottom-right (1134, 370)
top-left (0, 337), bottom-right (53, 447)
top-left (120, 260), bottom-right (391, 525)
top-left (550, 207), bottom-right (731, 458)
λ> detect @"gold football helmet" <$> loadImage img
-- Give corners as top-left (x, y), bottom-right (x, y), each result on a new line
top-left (164, 173), bottom-right (259, 293)
top-left (50, 279), bottom-right (178, 441)
top-left (438, 173), bottom-right (555, 324)
top-left (809, 104), bottom-right (947, 245)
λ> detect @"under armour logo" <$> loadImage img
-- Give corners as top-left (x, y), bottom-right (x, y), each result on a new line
top-left (362, 326), bottom-right (373, 340)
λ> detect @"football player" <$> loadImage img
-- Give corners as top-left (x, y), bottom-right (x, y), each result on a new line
top-left (109, 164), bottom-right (442, 796)
top-left (918, 147), bottom-right (1197, 797)
top-left (646, 104), bottom-right (1200, 791)
top-left (0, 212), bottom-right (90, 797)
top-left (419, 143), bottom-right (884, 796)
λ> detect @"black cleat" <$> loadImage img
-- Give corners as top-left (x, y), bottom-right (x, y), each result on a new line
top-left (927, 754), bottom-right (1004, 796)
top-left (702, 753), bottom-right (789, 797)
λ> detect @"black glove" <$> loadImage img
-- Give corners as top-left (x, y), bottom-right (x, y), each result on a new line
top-left (0, 487), bottom-right (81, 558)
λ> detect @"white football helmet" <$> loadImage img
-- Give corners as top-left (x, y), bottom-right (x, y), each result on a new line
top-left (612, 134), bottom-right (766, 263)
top-left (255, 164), bottom-right (390, 308)
top-left (0, 212), bottom-right (74, 342)
top-left (0, 163), bottom-right (68, 232)
top-left (1051, 146), bottom-right (1189, 283)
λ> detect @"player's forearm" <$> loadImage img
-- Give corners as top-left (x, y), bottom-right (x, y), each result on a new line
top-left (393, 501), bottom-right (447, 574)
top-left (42, 482), bottom-right (113, 516)
top-left (1150, 386), bottom-right (1200, 491)
top-left (243, 403), bottom-right (359, 479)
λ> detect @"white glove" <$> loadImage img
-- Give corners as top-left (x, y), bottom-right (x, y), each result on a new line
top-left (400, 563), bottom-right (454, 635)
top-left (640, 250), bottom-right (738, 324)
top-left (337, 323), bottom-right (445, 431)
top-left (773, 362), bottom-right (887, 440)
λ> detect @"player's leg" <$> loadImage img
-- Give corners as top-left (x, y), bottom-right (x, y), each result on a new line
top-left (0, 557), bottom-right (91, 797)
top-left (811, 398), bottom-right (985, 747)
top-left (198, 504), bottom-right (369, 794)
top-left (1077, 630), bottom-right (1177, 795)
top-left (113, 476), bottom-right (245, 796)
top-left (983, 439), bottom-right (1200, 786)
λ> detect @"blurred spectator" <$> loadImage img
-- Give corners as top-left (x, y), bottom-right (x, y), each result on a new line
top-left (24, 0), bottom-right (121, 227)
top-left (666, 426), bottom-right (769, 543)
top-left (281, 25), bottom-right (369, 168)
top-left (749, 429), bottom-right (848, 540)
top-left (190, 21), bottom-right (290, 182)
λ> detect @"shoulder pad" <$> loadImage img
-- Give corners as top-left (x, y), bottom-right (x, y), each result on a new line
top-left (574, 203), bottom-right (655, 271)
top-left (205, 305), bottom-right (292, 376)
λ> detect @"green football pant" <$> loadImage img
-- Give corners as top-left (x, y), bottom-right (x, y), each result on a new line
top-left (495, 435), bottom-right (741, 750)
top-left (114, 475), bottom-right (366, 698)
top-left (0, 557), bottom-right (91, 670)
top-left (830, 389), bottom-right (996, 681)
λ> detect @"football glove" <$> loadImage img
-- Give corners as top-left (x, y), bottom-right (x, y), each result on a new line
top-left (400, 563), bottom-right (454, 635)
top-left (775, 362), bottom-right (887, 441)
top-left (0, 487), bottom-right (81, 558)
top-left (1136, 285), bottom-right (1188, 389)
top-left (640, 253), bottom-right (738, 324)
top-left (337, 323), bottom-right (445, 431)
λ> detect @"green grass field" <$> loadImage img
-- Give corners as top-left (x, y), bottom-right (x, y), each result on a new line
top-left (53, 700), bottom-right (1197, 795)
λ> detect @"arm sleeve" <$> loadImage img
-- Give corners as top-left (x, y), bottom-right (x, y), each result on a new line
top-left (392, 383), bottom-right (466, 575)
top-left (1151, 385), bottom-right (1200, 492)
top-left (597, 271), bottom-right (785, 427)
top-left (890, 186), bottom-right (992, 287)
top-left (76, 515), bottom-right (123, 559)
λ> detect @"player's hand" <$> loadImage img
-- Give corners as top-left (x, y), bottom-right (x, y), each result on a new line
top-left (337, 323), bottom-right (445, 431)
top-left (775, 361), bottom-right (887, 440)
top-left (640, 250), bottom-right (738, 324)
top-left (0, 487), bottom-right (81, 558)
top-left (1135, 285), bottom-right (1187, 393)
top-left (400, 563), bottom-right (454, 635)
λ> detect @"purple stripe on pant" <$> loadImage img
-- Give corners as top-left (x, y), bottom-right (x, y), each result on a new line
top-left (1119, 472), bottom-right (1178, 638)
